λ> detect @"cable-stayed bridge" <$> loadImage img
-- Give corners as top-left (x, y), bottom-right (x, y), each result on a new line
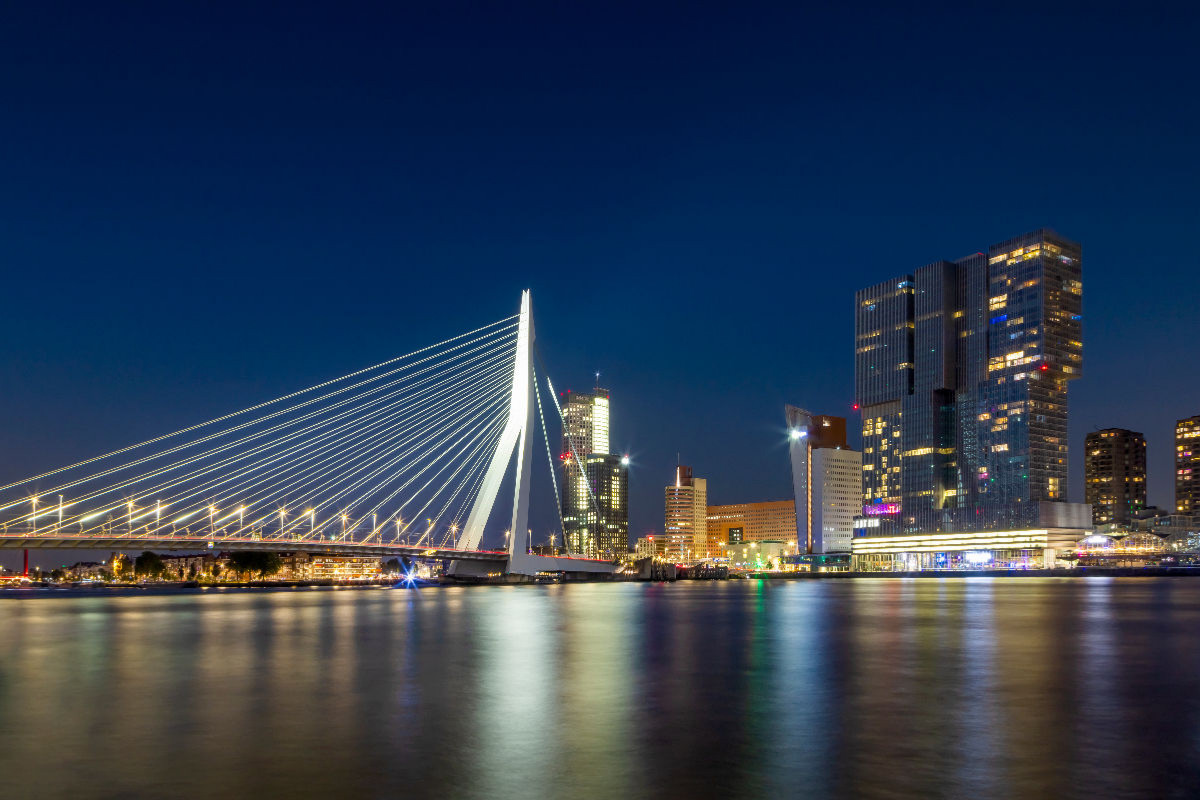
top-left (0, 291), bottom-right (615, 578)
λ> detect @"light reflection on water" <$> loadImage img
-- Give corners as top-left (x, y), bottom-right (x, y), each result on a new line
top-left (3, 579), bottom-right (1200, 799)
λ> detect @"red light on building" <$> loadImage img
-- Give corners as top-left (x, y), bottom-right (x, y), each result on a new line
top-left (1040, 364), bottom-right (1049, 371)
top-left (852, 403), bottom-right (860, 411)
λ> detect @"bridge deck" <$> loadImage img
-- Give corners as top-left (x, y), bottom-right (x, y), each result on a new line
top-left (0, 535), bottom-right (617, 574)
top-left (0, 534), bottom-right (509, 561)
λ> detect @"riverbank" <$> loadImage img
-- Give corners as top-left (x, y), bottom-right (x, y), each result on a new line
top-left (747, 566), bottom-right (1200, 579)
top-left (12, 566), bottom-right (1200, 592)
top-left (0, 577), bottom-right (403, 593)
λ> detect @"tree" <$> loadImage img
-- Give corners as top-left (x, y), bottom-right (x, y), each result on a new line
top-left (228, 551), bottom-right (283, 579)
top-left (383, 558), bottom-right (402, 575)
top-left (187, 564), bottom-right (198, 580)
top-left (134, 551), bottom-right (165, 578)
top-left (211, 563), bottom-right (222, 580)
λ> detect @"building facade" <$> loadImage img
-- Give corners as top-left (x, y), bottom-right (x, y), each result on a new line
top-left (854, 228), bottom-right (1086, 539)
top-left (571, 453), bottom-right (629, 559)
top-left (560, 387), bottom-right (629, 558)
top-left (706, 500), bottom-right (797, 554)
top-left (634, 534), bottom-right (668, 560)
top-left (1177, 416), bottom-right (1200, 515)
top-left (1085, 428), bottom-right (1147, 525)
top-left (784, 407), bottom-right (862, 553)
top-left (664, 465), bottom-right (707, 563)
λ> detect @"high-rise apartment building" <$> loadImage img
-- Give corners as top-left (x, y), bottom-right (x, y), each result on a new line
top-left (560, 387), bottom-right (628, 558)
top-left (1177, 416), bottom-right (1200, 515)
top-left (854, 228), bottom-right (1086, 535)
top-left (1085, 428), bottom-right (1147, 525)
top-left (664, 465), bottom-right (707, 562)
top-left (784, 406), bottom-right (862, 553)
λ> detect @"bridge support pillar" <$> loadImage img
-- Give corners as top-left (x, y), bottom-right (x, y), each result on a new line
top-left (450, 290), bottom-right (537, 576)
top-left (447, 291), bottom-right (616, 580)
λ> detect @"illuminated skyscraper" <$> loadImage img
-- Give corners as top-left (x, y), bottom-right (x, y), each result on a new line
top-left (1176, 416), bottom-right (1200, 515)
top-left (1085, 428), bottom-right (1147, 526)
top-left (560, 387), bottom-right (628, 558)
top-left (664, 465), bottom-right (706, 563)
top-left (854, 228), bottom-right (1087, 534)
top-left (855, 278), bottom-right (912, 534)
top-left (784, 407), bottom-right (861, 553)
top-left (561, 387), bottom-right (609, 458)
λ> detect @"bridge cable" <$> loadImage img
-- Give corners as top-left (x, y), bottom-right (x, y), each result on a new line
top-left (539, 366), bottom-right (606, 558)
top-left (0, 323), bottom-right (518, 511)
top-left (532, 360), bottom-right (569, 556)
top-left (39, 346), bottom-right (515, 539)
top-left (42, 343), bottom-right (516, 532)
top-left (0, 315), bottom-right (518, 497)
top-left (45, 343), bottom-right (517, 524)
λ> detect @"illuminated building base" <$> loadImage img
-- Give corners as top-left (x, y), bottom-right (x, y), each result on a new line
top-left (851, 528), bottom-right (1087, 571)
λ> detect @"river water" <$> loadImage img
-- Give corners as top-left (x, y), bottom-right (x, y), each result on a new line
top-left (2, 578), bottom-right (1199, 799)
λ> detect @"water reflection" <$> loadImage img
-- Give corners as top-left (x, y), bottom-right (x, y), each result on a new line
top-left (3, 579), bottom-right (1200, 798)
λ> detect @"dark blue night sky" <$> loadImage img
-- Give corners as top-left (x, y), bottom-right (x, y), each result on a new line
top-left (1, 3), bottom-right (1197, 566)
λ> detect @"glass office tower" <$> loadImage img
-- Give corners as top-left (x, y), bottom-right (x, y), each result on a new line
top-left (854, 228), bottom-right (1084, 534)
top-left (561, 387), bottom-right (628, 558)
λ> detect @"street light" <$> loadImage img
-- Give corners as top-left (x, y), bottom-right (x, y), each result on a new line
top-left (57, 495), bottom-right (63, 534)
top-left (209, 505), bottom-right (217, 537)
top-left (31, 496), bottom-right (38, 535)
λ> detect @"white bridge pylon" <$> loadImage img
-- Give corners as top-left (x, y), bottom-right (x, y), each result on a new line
top-left (452, 291), bottom-right (613, 577)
